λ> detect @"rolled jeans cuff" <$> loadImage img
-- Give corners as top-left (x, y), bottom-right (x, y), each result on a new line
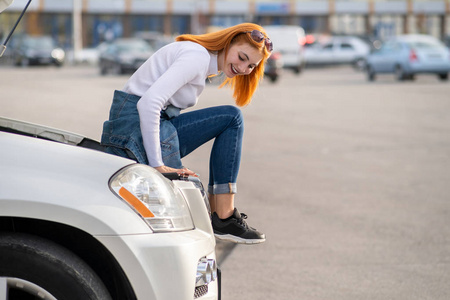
top-left (208, 183), bottom-right (237, 195)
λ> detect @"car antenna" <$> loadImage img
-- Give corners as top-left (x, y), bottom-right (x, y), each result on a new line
top-left (0, 0), bottom-right (33, 58)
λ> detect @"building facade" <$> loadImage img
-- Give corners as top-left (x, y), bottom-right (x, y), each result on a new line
top-left (1, 0), bottom-right (449, 49)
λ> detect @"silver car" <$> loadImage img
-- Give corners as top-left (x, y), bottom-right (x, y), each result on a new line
top-left (304, 36), bottom-right (370, 70)
top-left (366, 34), bottom-right (450, 81)
top-left (0, 117), bottom-right (220, 300)
top-left (99, 38), bottom-right (154, 75)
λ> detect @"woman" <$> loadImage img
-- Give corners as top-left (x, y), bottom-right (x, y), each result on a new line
top-left (102, 23), bottom-right (272, 244)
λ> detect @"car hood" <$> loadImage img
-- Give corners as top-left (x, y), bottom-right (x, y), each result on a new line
top-left (0, 117), bottom-right (152, 235)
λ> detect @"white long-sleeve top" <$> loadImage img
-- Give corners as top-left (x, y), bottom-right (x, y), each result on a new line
top-left (122, 41), bottom-right (219, 167)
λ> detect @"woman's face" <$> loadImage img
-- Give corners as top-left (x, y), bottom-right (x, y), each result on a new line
top-left (220, 42), bottom-right (264, 78)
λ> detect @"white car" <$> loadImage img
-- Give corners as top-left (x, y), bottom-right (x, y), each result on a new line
top-left (263, 25), bottom-right (306, 74)
top-left (304, 36), bottom-right (370, 69)
top-left (0, 117), bottom-right (220, 300)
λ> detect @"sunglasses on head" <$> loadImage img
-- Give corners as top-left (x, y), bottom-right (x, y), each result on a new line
top-left (245, 30), bottom-right (273, 52)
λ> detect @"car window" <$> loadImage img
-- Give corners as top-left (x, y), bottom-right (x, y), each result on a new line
top-left (323, 43), bottom-right (333, 50)
top-left (105, 45), bottom-right (117, 54)
top-left (407, 40), bottom-right (443, 50)
top-left (23, 37), bottom-right (55, 50)
top-left (340, 43), bottom-right (354, 50)
top-left (380, 41), bottom-right (396, 52)
top-left (116, 41), bottom-right (151, 53)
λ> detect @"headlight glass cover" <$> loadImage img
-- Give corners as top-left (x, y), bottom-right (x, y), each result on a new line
top-left (109, 164), bottom-right (194, 232)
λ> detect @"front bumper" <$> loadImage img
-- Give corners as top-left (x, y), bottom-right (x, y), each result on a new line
top-left (97, 229), bottom-right (219, 300)
top-left (408, 62), bottom-right (450, 74)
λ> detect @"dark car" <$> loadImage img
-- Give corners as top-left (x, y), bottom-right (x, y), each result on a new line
top-left (13, 35), bottom-right (65, 67)
top-left (99, 38), bottom-right (154, 75)
top-left (264, 51), bottom-right (283, 83)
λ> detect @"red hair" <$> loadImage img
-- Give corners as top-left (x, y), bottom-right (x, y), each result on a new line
top-left (176, 23), bottom-right (272, 106)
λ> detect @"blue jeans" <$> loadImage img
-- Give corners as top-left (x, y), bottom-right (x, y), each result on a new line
top-left (171, 105), bottom-right (244, 195)
top-left (102, 90), bottom-right (181, 167)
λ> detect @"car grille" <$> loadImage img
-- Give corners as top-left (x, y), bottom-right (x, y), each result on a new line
top-left (194, 285), bottom-right (208, 299)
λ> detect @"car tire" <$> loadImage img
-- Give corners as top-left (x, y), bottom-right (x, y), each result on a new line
top-left (395, 65), bottom-right (406, 81)
top-left (367, 65), bottom-right (375, 81)
top-left (438, 73), bottom-right (448, 81)
top-left (269, 74), bottom-right (278, 83)
top-left (100, 65), bottom-right (108, 75)
top-left (0, 232), bottom-right (112, 300)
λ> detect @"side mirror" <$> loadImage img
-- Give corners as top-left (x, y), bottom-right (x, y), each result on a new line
top-left (0, 0), bottom-right (14, 13)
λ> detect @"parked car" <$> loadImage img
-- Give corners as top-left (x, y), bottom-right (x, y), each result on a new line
top-left (12, 35), bottom-right (65, 67)
top-left (304, 36), bottom-right (370, 69)
top-left (99, 38), bottom-right (154, 75)
top-left (263, 25), bottom-right (306, 74)
top-left (366, 34), bottom-right (450, 81)
top-left (264, 51), bottom-right (283, 83)
top-left (0, 117), bottom-right (220, 300)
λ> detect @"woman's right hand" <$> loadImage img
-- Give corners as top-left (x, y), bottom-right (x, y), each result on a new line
top-left (155, 166), bottom-right (198, 177)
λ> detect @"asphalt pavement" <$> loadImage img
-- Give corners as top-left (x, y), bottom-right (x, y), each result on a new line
top-left (2, 65), bottom-right (450, 299)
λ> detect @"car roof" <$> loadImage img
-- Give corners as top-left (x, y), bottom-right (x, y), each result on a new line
top-left (394, 34), bottom-right (439, 42)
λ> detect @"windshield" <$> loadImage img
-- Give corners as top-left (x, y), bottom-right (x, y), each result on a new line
top-left (405, 38), bottom-right (444, 49)
top-left (116, 41), bottom-right (151, 53)
top-left (23, 37), bottom-right (55, 50)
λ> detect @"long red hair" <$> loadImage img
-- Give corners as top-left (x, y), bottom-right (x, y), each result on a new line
top-left (176, 23), bottom-right (272, 106)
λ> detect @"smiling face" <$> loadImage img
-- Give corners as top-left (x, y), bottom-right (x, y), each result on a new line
top-left (218, 42), bottom-right (264, 78)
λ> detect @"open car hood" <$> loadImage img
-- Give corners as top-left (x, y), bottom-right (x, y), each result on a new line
top-left (0, 116), bottom-right (105, 151)
top-left (0, 0), bottom-right (13, 13)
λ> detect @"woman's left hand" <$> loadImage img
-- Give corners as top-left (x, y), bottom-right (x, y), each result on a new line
top-left (155, 166), bottom-right (198, 177)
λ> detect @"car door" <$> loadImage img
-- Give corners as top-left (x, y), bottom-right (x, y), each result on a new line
top-left (335, 41), bottom-right (357, 64)
top-left (370, 41), bottom-right (396, 72)
top-left (319, 42), bottom-right (335, 64)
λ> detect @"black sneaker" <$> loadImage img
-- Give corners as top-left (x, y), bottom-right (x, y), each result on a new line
top-left (212, 208), bottom-right (266, 244)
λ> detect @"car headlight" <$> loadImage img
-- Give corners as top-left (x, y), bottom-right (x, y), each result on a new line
top-left (51, 48), bottom-right (65, 61)
top-left (109, 164), bottom-right (194, 232)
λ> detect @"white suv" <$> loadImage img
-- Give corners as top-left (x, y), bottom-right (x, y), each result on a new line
top-left (264, 25), bottom-right (306, 74)
top-left (0, 117), bottom-right (220, 300)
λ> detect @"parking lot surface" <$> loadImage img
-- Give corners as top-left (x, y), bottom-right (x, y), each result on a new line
top-left (2, 65), bottom-right (450, 299)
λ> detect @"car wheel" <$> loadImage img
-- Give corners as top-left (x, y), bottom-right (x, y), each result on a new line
top-left (0, 233), bottom-right (112, 300)
top-left (367, 65), bottom-right (375, 81)
top-left (438, 73), bottom-right (448, 81)
top-left (269, 74), bottom-right (278, 83)
top-left (395, 65), bottom-right (406, 81)
top-left (100, 65), bottom-right (108, 75)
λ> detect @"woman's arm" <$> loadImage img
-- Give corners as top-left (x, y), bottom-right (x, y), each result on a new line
top-left (136, 46), bottom-right (210, 168)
